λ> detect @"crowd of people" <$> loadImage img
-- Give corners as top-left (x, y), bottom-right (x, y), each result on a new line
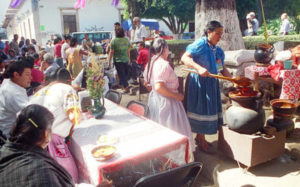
top-left (0, 18), bottom-right (231, 186)
top-left (245, 11), bottom-right (291, 36)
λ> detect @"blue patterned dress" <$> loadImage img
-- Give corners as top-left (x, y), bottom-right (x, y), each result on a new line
top-left (186, 37), bottom-right (224, 134)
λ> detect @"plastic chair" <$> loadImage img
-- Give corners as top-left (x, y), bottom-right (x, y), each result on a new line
top-left (126, 100), bottom-right (149, 117)
top-left (134, 162), bottom-right (203, 187)
top-left (104, 90), bottom-right (122, 104)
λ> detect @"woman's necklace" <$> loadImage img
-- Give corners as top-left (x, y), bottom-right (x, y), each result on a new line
top-left (208, 42), bottom-right (217, 60)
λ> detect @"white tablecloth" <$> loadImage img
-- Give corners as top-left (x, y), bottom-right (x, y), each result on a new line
top-left (69, 99), bottom-right (190, 185)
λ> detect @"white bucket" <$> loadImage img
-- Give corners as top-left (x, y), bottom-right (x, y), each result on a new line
top-left (273, 41), bottom-right (284, 51)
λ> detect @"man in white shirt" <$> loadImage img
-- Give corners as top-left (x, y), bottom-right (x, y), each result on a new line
top-left (280, 13), bottom-right (290, 35)
top-left (81, 34), bottom-right (93, 51)
top-left (247, 12), bottom-right (259, 36)
top-left (61, 35), bottom-right (71, 67)
top-left (0, 60), bottom-right (32, 136)
top-left (131, 17), bottom-right (148, 43)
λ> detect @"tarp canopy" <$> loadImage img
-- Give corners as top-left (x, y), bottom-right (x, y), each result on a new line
top-left (122, 19), bottom-right (159, 31)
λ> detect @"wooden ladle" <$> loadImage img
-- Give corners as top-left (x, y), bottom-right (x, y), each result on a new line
top-left (182, 68), bottom-right (252, 87)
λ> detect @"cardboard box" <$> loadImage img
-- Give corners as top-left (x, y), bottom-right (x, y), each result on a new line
top-left (218, 126), bottom-right (286, 167)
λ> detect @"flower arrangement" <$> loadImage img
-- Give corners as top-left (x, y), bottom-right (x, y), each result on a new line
top-left (86, 54), bottom-right (106, 99)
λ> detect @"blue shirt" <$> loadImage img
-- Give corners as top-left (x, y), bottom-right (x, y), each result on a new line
top-left (0, 41), bottom-right (5, 50)
top-left (186, 37), bottom-right (224, 74)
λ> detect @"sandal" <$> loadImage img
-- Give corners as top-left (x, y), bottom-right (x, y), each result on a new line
top-left (197, 145), bottom-right (216, 155)
top-left (194, 138), bottom-right (213, 147)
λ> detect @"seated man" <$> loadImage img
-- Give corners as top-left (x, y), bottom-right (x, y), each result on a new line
top-left (136, 41), bottom-right (149, 72)
top-left (0, 59), bottom-right (31, 137)
top-left (41, 52), bottom-right (59, 78)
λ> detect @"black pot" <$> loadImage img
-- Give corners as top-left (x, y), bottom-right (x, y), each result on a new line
top-left (267, 118), bottom-right (295, 137)
top-left (254, 45), bottom-right (275, 64)
top-left (226, 106), bottom-right (265, 134)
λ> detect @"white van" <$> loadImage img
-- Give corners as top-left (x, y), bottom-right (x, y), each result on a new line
top-left (71, 31), bottom-right (112, 44)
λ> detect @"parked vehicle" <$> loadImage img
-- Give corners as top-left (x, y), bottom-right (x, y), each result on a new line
top-left (182, 32), bottom-right (195, 40)
top-left (122, 19), bottom-right (173, 41)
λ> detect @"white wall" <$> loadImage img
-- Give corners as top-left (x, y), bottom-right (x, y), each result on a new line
top-left (37, 0), bottom-right (122, 45)
top-left (6, 0), bottom-right (33, 41)
top-left (77, 0), bottom-right (121, 32)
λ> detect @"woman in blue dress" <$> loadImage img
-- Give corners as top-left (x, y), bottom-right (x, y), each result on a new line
top-left (181, 21), bottom-right (232, 154)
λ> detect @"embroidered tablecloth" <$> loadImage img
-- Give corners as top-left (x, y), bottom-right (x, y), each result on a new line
top-left (244, 65), bottom-right (270, 80)
top-left (245, 65), bottom-right (300, 100)
top-left (279, 70), bottom-right (300, 100)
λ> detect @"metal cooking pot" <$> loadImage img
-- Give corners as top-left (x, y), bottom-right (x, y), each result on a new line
top-left (254, 45), bottom-right (275, 64)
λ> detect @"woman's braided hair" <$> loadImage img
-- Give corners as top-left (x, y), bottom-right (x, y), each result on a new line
top-left (145, 38), bottom-right (168, 83)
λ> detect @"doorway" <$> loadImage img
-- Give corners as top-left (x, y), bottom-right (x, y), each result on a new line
top-left (63, 15), bottom-right (77, 34)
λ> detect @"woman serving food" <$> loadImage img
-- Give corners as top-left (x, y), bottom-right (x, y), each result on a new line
top-left (181, 21), bottom-right (232, 154)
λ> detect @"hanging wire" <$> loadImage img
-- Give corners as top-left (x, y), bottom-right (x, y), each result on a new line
top-left (259, 0), bottom-right (269, 44)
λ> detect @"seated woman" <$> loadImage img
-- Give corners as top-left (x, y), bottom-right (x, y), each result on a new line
top-left (0, 104), bottom-right (75, 186)
top-left (30, 68), bottom-right (81, 182)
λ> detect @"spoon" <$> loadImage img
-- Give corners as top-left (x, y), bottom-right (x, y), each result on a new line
top-left (182, 68), bottom-right (252, 87)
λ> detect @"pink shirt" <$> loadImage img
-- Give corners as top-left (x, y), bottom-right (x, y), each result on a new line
top-left (144, 56), bottom-right (179, 93)
top-left (31, 68), bottom-right (44, 84)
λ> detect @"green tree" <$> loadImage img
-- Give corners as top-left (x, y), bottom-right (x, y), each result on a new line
top-left (120, 0), bottom-right (194, 35)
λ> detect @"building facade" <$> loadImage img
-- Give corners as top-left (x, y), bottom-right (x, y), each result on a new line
top-left (2, 0), bottom-right (123, 46)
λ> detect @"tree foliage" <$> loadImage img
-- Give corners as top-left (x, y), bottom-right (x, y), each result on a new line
top-left (119, 0), bottom-right (194, 34)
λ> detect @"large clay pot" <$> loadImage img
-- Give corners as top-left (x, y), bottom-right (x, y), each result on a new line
top-left (225, 91), bottom-right (265, 134)
top-left (268, 99), bottom-right (298, 136)
top-left (270, 99), bottom-right (297, 116)
top-left (254, 45), bottom-right (275, 64)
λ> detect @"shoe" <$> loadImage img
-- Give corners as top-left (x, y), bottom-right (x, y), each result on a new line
top-left (121, 87), bottom-right (130, 94)
top-left (129, 88), bottom-right (137, 95)
top-left (195, 138), bottom-right (213, 147)
top-left (132, 80), bottom-right (138, 85)
top-left (128, 79), bottom-right (137, 85)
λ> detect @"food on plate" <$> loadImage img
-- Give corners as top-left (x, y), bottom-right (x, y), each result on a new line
top-left (97, 135), bottom-right (118, 145)
top-left (92, 145), bottom-right (116, 158)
